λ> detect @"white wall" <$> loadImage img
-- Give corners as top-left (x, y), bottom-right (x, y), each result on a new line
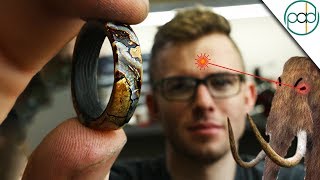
top-left (230, 17), bottom-right (305, 78)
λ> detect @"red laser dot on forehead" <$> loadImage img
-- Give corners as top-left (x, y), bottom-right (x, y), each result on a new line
top-left (296, 82), bottom-right (310, 95)
top-left (195, 53), bottom-right (211, 70)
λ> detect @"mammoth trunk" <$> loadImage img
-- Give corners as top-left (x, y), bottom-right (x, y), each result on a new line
top-left (262, 84), bottom-right (312, 179)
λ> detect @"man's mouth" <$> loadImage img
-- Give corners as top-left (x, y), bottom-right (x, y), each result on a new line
top-left (187, 122), bottom-right (224, 136)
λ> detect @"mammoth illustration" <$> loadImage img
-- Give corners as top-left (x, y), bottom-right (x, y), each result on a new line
top-left (228, 56), bottom-right (320, 180)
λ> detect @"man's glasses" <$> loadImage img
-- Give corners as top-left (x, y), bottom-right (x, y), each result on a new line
top-left (152, 73), bottom-right (246, 101)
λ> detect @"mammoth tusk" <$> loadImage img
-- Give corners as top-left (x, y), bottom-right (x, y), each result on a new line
top-left (247, 114), bottom-right (307, 167)
top-left (227, 118), bottom-right (266, 168)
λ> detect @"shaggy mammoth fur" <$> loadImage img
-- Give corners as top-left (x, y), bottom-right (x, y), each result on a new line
top-left (228, 56), bottom-right (320, 180)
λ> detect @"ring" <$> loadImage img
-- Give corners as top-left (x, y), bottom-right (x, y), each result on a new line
top-left (71, 20), bottom-right (142, 130)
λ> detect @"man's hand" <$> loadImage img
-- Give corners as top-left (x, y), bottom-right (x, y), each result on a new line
top-left (0, 0), bottom-right (149, 123)
top-left (0, 0), bottom-right (149, 179)
top-left (23, 118), bottom-right (127, 179)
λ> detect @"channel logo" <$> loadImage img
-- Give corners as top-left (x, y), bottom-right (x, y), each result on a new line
top-left (284, 0), bottom-right (319, 35)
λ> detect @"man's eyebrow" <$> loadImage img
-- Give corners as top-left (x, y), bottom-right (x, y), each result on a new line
top-left (294, 78), bottom-right (303, 87)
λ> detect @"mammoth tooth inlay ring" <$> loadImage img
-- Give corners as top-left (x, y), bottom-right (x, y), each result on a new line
top-left (71, 20), bottom-right (142, 130)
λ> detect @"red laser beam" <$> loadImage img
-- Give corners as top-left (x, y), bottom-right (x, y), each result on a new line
top-left (208, 62), bottom-right (296, 89)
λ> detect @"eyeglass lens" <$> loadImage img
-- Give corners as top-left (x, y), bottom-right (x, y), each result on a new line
top-left (161, 73), bottom-right (242, 100)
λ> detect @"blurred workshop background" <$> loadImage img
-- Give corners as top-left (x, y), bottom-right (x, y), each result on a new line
top-left (0, 0), bottom-right (306, 179)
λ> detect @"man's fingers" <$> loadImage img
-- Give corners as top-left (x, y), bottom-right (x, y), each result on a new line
top-left (0, 0), bottom-right (149, 74)
top-left (44, 0), bottom-right (149, 24)
top-left (0, 0), bottom-right (149, 125)
top-left (23, 118), bottom-right (127, 179)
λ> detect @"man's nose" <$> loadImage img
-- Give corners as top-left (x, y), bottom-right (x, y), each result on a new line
top-left (193, 84), bottom-right (215, 111)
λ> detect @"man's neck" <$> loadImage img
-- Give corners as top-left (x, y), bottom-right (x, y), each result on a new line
top-left (166, 146), bottom-right (237, 180)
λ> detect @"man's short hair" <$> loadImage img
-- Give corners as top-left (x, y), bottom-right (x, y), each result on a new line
top-left (149, 6), bottom-right (244, 83)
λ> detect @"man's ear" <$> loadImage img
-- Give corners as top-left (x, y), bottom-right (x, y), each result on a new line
top-left (245, 82), bottom-right (257, 112)
top-left (146, 93), bottom-right (159, 121)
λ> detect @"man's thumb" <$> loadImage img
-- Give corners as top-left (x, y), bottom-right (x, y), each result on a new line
top-left (22, 118), bottom-right (126, 180)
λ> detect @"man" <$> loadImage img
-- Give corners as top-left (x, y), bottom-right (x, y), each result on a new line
top-left (0, 0), bottom-right (148, 179)
top-left (110, 6), bottom-right (305, 180)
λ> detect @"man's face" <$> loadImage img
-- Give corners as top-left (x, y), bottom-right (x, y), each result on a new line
top-left (148, 33), bottom-right (256, 162)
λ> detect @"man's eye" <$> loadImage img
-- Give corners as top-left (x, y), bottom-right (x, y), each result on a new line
top-left (210, 78), bottom-right (235, 89)
top-left (165, 81), bottom-right (192, 92)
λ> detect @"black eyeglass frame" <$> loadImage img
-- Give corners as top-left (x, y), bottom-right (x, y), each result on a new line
top-left (152, 73), bottom-right (246, 101)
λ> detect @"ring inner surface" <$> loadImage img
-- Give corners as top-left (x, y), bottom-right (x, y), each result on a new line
top-left (73, 23), bottom-right (107, 120)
